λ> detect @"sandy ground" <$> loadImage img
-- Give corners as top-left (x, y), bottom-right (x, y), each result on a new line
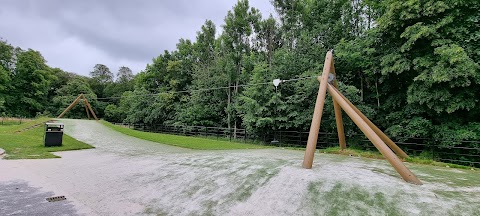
top-left (1, 119), bottom-right (479, 216)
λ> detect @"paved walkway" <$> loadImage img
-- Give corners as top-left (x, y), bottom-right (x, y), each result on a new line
top-left (0, 181), bottom-right (78, 216)
top-left (0, 120), bottom-right (478, 215)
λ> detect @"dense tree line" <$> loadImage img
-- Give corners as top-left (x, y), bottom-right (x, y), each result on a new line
top-left (1, 0), bottom-right (479, 147)
top-left (0, 40), bottom-right (135, 119)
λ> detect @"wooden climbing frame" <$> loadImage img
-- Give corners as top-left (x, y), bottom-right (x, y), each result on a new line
top-left (302, 51), bottom-right (422, 185)
top-left (57, 94), bottom-right (98, 120)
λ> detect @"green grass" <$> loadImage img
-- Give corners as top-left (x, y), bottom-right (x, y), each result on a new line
top-left (100, 121), bottom-right (477, 170)
top-left (307, 182), bottom-right (404, 216)
top-left (0, 118), bottom-right (94, 159)
top-left (281, 146), bottom-right (477, 170)
top-left (101, 121), bottom-right (269, 150)
top-left (318, 146), bottom-right (476, 170)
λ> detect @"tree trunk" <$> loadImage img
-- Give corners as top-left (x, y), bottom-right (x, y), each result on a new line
top-left (360, 73), bottom-right (364, 101)
top-left (376, 76), bottom-right (380, 108)
top-left (227, 83), bottom-right (231, 131)
top-left (268, 31), bottom-right (273, 69)
top-left (234, 63), bottom-right (241, 139)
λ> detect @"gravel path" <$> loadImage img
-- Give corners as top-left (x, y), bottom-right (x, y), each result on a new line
top-left (0, 119), bottom-right (478, 215)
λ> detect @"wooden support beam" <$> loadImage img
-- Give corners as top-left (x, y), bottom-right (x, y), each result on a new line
top-left (57, 94), bottom-right (83, 118)
top-left (327, 84), bottom-right (421, 184)
top-left (83, 99), bottom-right (91, 120)
top-left (302, 51), bottom-right (333, 169)
top-left (332, 85), bottom-right (409, 158)
top-left (82, 95), bottom-right (98, 120)
top-left (330, 59), bottom-right (347, 150)
top-left (56, 94), bottom-right (98, 120)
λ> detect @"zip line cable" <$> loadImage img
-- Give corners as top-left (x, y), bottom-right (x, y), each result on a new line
top-left (93, 75), bottom-right (320, 100)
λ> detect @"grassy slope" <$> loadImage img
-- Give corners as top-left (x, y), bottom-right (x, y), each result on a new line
top-left (101, 121), bottom-right (476, 170)
top-left (101, 121), bottom-right (268, 150)
top-left (0, 118), bottom-right (93, 159)
top-left (317, 147), bottom-right (476, 170)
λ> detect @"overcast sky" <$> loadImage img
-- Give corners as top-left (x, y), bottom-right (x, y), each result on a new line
top-left (0, 0), bottom-right (275, 77)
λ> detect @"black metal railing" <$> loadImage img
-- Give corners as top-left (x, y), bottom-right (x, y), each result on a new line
top-left (113, 123), bottom-right (480, 168)
top-left (0, 117), bottom-right (28, 125)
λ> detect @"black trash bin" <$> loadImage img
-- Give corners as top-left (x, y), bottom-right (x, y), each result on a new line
top-left (44, 123), bottom-right (64, 147)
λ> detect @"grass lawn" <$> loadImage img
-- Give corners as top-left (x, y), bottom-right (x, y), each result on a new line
top-left (0, 118), bottom-right (94, 159)
top-left (101, 121), bottom-right (269, 150)
top-left (100, 121), bottom-right (477, 170)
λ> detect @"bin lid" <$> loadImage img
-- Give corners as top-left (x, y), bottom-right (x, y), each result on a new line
top-left (45, 122), bottom-right (64, 127)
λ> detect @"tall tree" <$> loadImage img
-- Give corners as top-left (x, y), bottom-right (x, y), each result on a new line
top-left (222, 0), bottom-right (261, 132)
top-left (136, 51), bottom-right (171, 93)
top-left (11, 49), bottom-right (55, 117)
top-left (174, 20), bottom-right (224, 126)
top-left (0, 40), bottom-right (14, 114)
top-left (116, 66), bottom-right (134, 83)
top-left (272, 0), bottom-right (305, 49)
top-left (194, 20), bottom-right (217, 65)
top-left (376, 0), bottom-right (480, 143)
top-left (255, 15), bottom-right (282, 68)
top-left (89, 64), bottom-right (114, 98)
top-left (175, 58), bottom-right (229, 126)
top-left (103, 66), bottom-right (135, 100)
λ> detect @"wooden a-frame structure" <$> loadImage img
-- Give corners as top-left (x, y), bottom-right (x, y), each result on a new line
top-left (57, 94), bottom-right (98, 120)
top-left (303, 51), bottom-right (422, 185)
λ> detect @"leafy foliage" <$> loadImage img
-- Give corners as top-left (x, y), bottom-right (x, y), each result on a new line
top-left (2, 0), bottom-right (480, 150)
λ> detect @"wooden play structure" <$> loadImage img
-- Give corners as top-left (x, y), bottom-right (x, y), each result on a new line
top-left (303, 51), bottom-right (422, 185)
top-left (57, 94), bottom-right (98, 120)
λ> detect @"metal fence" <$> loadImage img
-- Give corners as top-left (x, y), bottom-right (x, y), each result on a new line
top-left (115, 123), bottom-right (248, 141)
top-left (114, 123), bottom-right (480, 168)
top-left (0, 117), bottom-right (30, 125)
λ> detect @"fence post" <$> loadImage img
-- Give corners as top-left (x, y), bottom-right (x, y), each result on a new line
top-left (279, 131), bottom-right (282, 144)
top-left (244, 130), bottom-right (247, 143)
top-left (431, 140), bottom-right (436, 161)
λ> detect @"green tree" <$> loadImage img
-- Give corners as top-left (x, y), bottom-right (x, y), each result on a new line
top-left (135, 51), bottom-right (171, 93)
top-left (116, 66), bottom-right (134, 84)
top-left (255, 15), bottom-right (282, 68)
top-left (222, 0), bottom-right (261, 131)
top-left (89, 64), bottom-right (114, 98)
top-left (194, 20), bottom-right (217, 65)
top-left (11, 49), bottom-right (56, 117)
top-left (52, 77), bottom-right (97, 118)
top-left (0, 40), bottom-right (14, 114)
top-left (375, 0), bottom-right (480, 144)
top-left (272, 0), bottom-right (305, 49)
top-left (104, 66), bottom-right (135, 99)
top-left (175, 59), bottom-right (229, 126)
top-left (174, 19), bottom-right (228, 126)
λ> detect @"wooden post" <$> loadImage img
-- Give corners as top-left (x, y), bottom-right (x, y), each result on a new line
top-left (330, 59), bottom-right (347, 150)
top-left (57, 94), bottom-right (82, 118)
top-left (333, 86), bottom-right (409, 158)
top-left (83, 99), bottom-right (91, 120)
top-left (82, 95), bottom-right (98, 120)
top-left (302, 51), bottom-right (333, 169)
top-left (327, 84), bottom-right (421, 184)
top-left (57, 94), bottom-right (98, 120)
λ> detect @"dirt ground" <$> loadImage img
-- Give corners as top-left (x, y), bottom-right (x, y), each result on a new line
top-left (1, 119), bottom-right (479, 216)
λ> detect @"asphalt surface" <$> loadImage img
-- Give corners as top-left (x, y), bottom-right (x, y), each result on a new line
top-left (0, 181), bottom-right (78, 216)
top-left (0, 119), bottom-right (478, 215)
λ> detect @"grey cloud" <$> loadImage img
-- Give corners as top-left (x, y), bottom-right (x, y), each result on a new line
top-left (0, 0), bottom-right (275, 75)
